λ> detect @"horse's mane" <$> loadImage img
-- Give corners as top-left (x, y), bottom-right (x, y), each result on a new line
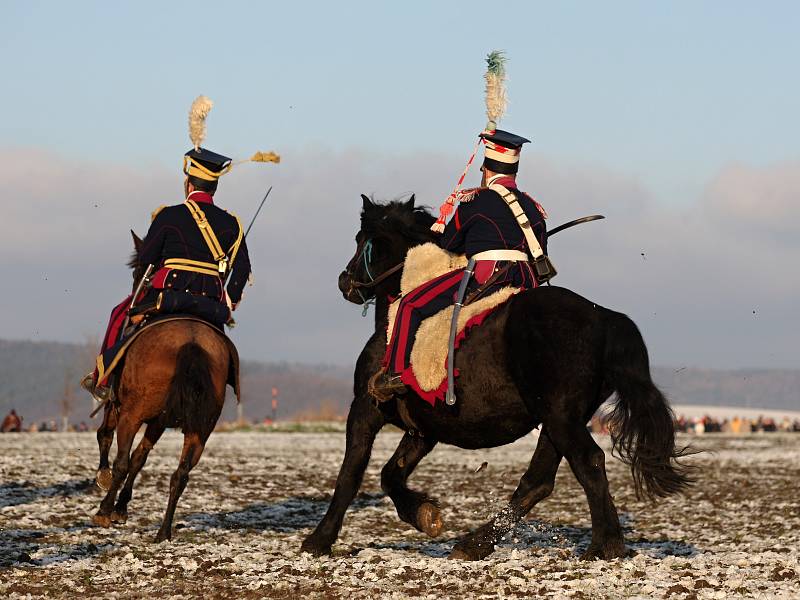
top-left (127, 251), bottom-right (139, 271)
top-left (361, 199), bottom-right (438, 246)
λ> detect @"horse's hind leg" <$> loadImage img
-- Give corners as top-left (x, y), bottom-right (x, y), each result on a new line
top-left (450, 429), bottom-right (562, 560)
top-left (95, 405), bottom-right (117, 491)
top-left (92, 413), bottom-right (138, 527)
top-left (381, 433), bottom-right (440, 537)
top-left (553, 420), bottom-right (625, 560)
top-left (111, 421), bottom-right (166, 524)
top-left (155, 432), bottom-right (206, 543)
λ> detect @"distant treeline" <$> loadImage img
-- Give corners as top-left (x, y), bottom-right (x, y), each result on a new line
top-left (0, 338), bottom-right (797, 423)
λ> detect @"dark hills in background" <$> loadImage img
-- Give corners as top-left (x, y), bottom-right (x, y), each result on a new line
top-left (0, 338), bottom-right (797, 425)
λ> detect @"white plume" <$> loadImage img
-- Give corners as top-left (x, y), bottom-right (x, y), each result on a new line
top-left (484, 51), bottom-right (508, 130)
top-left (188, 95), bottom-right (214, 150)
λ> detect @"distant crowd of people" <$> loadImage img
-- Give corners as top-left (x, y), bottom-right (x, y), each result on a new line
top-left (4, 408), bottom-right (800, 435)
top-left (1, 410), bottom-right (90, 433)
top-left (590, 412), bottom-right (800, 435)
top-left (672, 414), bottom-right (800, 434)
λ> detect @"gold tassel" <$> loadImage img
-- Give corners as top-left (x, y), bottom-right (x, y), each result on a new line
top-left (249, 151), bottom-right (281, 164)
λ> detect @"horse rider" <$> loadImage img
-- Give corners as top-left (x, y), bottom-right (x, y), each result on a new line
top-left (1, 409), bottom-right (23, 433)
top-left (372, 127), bottom-right (551, 398)
top-left (81, 146), bottom-right (252, 402)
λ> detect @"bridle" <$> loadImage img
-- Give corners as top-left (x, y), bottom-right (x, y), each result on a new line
top-left (345, 238), bottom-right (404, 315)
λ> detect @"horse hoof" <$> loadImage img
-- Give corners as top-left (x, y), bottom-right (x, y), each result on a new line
top-left (110, 511), bottom-right (128, 524)
top-left (417, 503), bottom-right (443, 538)
top-left (300, 537), bottom-right (332, 557)
top-left (95, 469), bottom-right (113, 491)
top-left (448, 548), bottom-right (474, 561)
top-left (580, 541), bottom-right (626, 561)
top-left (154, 530), bottom-right (171, 543)
top-left (92, 514), bottom-right (112, 528)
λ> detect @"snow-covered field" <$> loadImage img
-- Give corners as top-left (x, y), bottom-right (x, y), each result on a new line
top-left (1, 430), bottom-right (798, 599)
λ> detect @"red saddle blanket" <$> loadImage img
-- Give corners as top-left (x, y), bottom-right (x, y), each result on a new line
top-left (398, 297), bottom-right (514, 405)
top-left (385, 245), bottom-right (521, 405)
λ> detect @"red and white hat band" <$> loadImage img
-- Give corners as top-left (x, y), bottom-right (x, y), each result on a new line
top-left (483, 140), bottom-right (521, 164)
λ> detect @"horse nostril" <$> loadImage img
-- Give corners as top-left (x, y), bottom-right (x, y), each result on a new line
top-left (338, 271), bottom-right (350, 293)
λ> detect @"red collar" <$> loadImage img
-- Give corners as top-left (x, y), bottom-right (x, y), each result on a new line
top-left (186, 191), bottom-right (214, 205)
top-left (491, 176), bottom-right (518, 189)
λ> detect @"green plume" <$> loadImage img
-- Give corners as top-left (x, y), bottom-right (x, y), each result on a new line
top-left (485, 50), bottom-right (507, 77)
top-left (484, 50), bottom-right (508, 129)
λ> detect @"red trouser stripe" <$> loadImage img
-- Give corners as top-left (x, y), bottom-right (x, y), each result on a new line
top-left (102, 295), bottom-right (133, 353)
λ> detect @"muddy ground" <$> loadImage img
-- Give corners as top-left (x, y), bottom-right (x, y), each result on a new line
top-left (0, 430), bottom-right (798, 598)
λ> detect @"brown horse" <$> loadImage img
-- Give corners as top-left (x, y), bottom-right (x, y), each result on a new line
top-left (92, 236), bottom-right (236, 542)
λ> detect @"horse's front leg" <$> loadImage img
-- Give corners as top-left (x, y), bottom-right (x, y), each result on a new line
top-left (301, 392), bottom-right (385, 556)
top-left (112, 421), bottom-right (166, 523)
top-left (96, 404), bottom-right (117, 491)
top-left (92, 413), bottom-right (138, 527)
top-left (381, 433), bottom-right (441, 537)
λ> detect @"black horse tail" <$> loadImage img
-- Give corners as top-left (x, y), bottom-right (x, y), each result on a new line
top-left (603, 312), bottom-right (694, 500)
top-left (165, 342), bottom-right (216, 436)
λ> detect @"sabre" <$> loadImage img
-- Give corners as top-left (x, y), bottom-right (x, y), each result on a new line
top-left (128, 264), bottom-right (155, 311)
top-left (117, 262), bottom-right (154, 338)
top-left (547, 214), bottom-right (604, 238)
top-left (244, 185), bottom-right (273, 239)
top-left (445, 258), bottom-right (476, 406)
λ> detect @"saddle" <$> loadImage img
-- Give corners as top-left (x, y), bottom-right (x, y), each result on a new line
top-left (96, 315), bottom-right (241, 402)
top-left (130, 289), bottom-right (231, 329)
top-left (387, 243), bottom-right (520, 404)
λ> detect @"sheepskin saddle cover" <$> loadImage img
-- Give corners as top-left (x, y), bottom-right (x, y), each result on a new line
top-left (387, 243), bottom-right (519, 394)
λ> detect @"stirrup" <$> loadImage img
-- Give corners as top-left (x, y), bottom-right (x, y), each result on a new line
top-left (94, 385), bottom-right (114, 403)
top-left (80, 371), bottom-right (113, 404)
top-left (368, 369), bottom-right (407, 403)
top-left (79, 372), bottom-right (96, 394)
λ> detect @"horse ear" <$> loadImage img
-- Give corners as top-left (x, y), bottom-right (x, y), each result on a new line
top-left (130, 230), bottom-right (143, 252)
top-left (405, 194), bottom-right (416, 209)
top-left (361, 194), bottom-right (373, 211)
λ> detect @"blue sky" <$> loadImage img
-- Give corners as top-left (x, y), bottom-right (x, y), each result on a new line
top-left (4, 1), bottom-right (798, 203)
top-left (1, 2), bottom-right (799, 368)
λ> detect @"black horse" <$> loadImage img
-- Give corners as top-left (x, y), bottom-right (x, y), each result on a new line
top-left (301, 195), bottom-right (692, 560)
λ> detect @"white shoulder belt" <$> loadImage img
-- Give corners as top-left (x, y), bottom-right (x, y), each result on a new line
top-left (472, 249), bottom-right (528, 261)
top-left (487, 183), bottom-right (545, 259)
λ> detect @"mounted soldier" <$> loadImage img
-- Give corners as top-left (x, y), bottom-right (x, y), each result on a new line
top-left (371, 51), bottom-right (555, 399)
top-left (306, 53), bottom-right (682, 561)
top-left (81, 95), bottom-right (279, 403)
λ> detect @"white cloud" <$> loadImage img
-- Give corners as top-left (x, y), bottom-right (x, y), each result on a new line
top-left (702, 161), bottom-right (800, 240)
top-left (0, 147), bottom-right (797, 368)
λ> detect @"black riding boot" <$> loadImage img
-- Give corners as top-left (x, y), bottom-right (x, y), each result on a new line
top-left (368, 368), bottom-right (408, 403)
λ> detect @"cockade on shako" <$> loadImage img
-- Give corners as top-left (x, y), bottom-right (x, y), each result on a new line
top-left (85, 96), bottom-right (279, 542)
top-left (302, 52), bottom-right (693, 561)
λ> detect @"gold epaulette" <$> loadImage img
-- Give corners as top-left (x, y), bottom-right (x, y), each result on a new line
top-left (454, 187), bottom-right (484, 203)
top-left (151, 205), bottom-right (167, 222)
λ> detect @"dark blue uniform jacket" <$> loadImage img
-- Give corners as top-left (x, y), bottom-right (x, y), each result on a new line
top-left (439, 178), bottom-right (547, 258)
top-left (138, 192), bottom-right (251, 304)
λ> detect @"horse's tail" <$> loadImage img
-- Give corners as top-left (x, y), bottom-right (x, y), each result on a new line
top-left (165, 342), bottom-right (217, 436)
top-left (603, 311), bottom-right (694, 500)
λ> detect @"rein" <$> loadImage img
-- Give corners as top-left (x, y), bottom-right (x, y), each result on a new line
top-left (345, 238), bottom-right (405, 316)
top-left (350, 261), bottom-right (404, 289)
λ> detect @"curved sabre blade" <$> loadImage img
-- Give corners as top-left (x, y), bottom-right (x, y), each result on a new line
top-left (547, 214), bottom-right (605, 238)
